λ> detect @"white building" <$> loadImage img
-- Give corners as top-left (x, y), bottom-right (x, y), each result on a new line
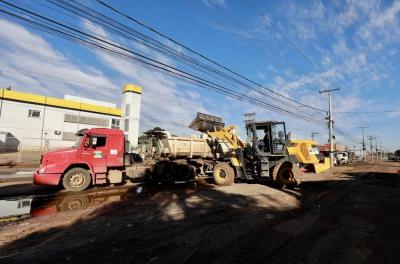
top-left (0, 84), bottom-right (142, 152)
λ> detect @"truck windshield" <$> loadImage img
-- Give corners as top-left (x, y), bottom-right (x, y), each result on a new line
top-left (74, 136), bottom-right (83, 148)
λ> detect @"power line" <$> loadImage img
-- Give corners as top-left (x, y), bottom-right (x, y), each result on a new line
top-left (231, 1), bottom-right (362, 145)
top-left (1, 0), bottom-right (373, 148)
top-left (335, 109), bottom-right (400, 114)
top-left (95, 0), bottom-right (326, 114)
top-left (185, 0), bottom-right (329, 118)
top-left (244, 0), bottom-right (321, 70)
top-left (0, 1), bottom-right (327, 127)
top-left (42, 0), bottom-right (326, 124)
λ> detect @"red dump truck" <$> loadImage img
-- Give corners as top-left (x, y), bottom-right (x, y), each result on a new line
top-left (34, 127), bottom-right (214, 192)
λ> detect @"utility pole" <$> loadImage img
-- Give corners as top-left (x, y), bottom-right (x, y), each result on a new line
top-left (311, 132), bottom-right (319, 141)
top-left (359, 126), bottom-right (368, 162)
top-left (320, 88), bottom-right (340, 167)
top-left (367, 136), bottom-right (375, 162)
top-left (375, 136), bottom-right (379, 161)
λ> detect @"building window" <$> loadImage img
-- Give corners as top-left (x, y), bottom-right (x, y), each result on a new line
top-left (111, 119), bottom-right (120, 129)
top-left (125, 104), bottom-right (130, 116)
top-left (64, 114), bottom-right (109, 127)
top-left (124, 119), bottom-right (129, 132)
top-left (28, 110), bottom-right (41, 118)
top-left (62, 132), bottom-right (77, 141)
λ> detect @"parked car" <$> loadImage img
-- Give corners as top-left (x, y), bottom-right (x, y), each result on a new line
top-left (336, 152), bottom-right (349, 165)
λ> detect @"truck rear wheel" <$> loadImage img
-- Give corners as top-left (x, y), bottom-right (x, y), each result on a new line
top-left (272, 161), bottom-right (301, 188)
top-left (62, 168), bottom-right (91, 192)
top-left (213, 162), bottom-right (235, 186)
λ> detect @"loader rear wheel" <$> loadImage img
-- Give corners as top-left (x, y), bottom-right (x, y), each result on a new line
top-left (213, 162), bottom-right (235, 186)
top-left (62, 168), bottom-right (91, 192)
top-left (272, 161), bottom-right (301, 188)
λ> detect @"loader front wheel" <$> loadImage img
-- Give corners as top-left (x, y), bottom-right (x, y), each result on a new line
top-left (213, 162), bottom-right (235, 186)
top-left (272, 161), bottom-right (301, 188)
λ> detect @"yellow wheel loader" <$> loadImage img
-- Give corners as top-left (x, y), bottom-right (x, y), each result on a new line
top-left (190, 113), bottom-right (301, 187)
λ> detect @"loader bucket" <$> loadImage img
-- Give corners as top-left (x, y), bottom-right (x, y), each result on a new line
top-left (189, 112), bottom-right (225, 132)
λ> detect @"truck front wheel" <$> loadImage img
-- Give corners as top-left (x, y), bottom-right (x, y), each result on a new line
top-left (62, 168), bottom-right (91, 192)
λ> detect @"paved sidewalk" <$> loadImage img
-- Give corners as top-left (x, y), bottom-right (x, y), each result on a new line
top-left (0, 171), bottom-right (34, 178)
top-left (0, 171), bottom-right (34, 183)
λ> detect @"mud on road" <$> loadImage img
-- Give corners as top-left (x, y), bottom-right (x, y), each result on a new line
top-left (0, 162), bottom-right (400, 263)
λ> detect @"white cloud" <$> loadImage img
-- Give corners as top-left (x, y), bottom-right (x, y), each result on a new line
top-left (0, 18), bottom-right (118, 100)
top-left (203, 0), bottom-right (227, 9)
top-left (82, 19), bottom-right (211, 135)
top-left (357, 0), bottom-right (400, 49)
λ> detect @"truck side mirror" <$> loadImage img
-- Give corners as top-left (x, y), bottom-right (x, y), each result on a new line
top-left (83, 138), bottom-right (90, 149)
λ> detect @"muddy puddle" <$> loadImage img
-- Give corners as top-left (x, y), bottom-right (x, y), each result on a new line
top-left (0, 188), bottom-right (134, 223)
top-left (0, 181), bottom-right (199, 224)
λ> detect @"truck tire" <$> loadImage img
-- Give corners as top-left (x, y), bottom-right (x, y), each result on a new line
top-left (272, 161), bottom-right (301, 188)
top-left (60, 196), bottom-right (90, 212)
top-left (62, 168), bottom-right (91, 192)
top-left (213, 162), bottom-right (235, 186)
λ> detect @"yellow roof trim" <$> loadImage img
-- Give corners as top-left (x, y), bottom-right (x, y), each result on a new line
top-left (0, 89), bottom-right (122, 117)
top-left (123, 84), bottom-right (142, 94)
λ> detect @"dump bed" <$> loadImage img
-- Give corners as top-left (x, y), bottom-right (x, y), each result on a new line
top-left (160, 136), bottom-right (213, 158)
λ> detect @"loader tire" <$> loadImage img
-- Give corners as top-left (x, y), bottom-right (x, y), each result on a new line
top-left (272, 161), bottom-right (301, 188)
top-left (62, 168), bottom-right (91, 192)
top-left (213, 162), bottom-right (235, 186)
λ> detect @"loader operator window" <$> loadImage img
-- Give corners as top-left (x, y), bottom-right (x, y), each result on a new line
top-left (271, 123), bottom-right (286, 152)
top-left (255, 127), bottom-right (270, 153)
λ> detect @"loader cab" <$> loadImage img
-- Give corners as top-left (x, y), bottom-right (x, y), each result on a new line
top-left (246, 121), bottom-right (287, 155)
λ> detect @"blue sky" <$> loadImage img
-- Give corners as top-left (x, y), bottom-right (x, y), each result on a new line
top-left (0, 0), bottom-right (399, 152)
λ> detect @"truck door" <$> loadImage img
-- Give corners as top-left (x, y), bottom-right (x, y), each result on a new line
top-left (81, 134), bottom-right (108, 173)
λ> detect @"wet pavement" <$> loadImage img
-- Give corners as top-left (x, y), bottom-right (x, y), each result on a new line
top-left (0, 186), bottom-right (136, 224)
top-left (0, 181), bottom-right (197, 224)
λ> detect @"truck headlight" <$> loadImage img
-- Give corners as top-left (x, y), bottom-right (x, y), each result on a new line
top-left (38, 168), bottom-right (46, 174)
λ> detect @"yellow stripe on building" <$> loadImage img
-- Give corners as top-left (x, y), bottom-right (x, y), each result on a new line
top-left (46, 96), bottom-right (81, 110)
top-left (0, 89), bottom-right (122, 117)
top-left (2, 89), bottom-right (46, 104)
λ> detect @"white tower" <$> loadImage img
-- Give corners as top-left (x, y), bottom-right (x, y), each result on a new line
top-left (121, 84), bottom-right (142, 151)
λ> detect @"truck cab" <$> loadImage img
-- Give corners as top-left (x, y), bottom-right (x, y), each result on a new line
top-left (34, 128), bottom-right (125, 192)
